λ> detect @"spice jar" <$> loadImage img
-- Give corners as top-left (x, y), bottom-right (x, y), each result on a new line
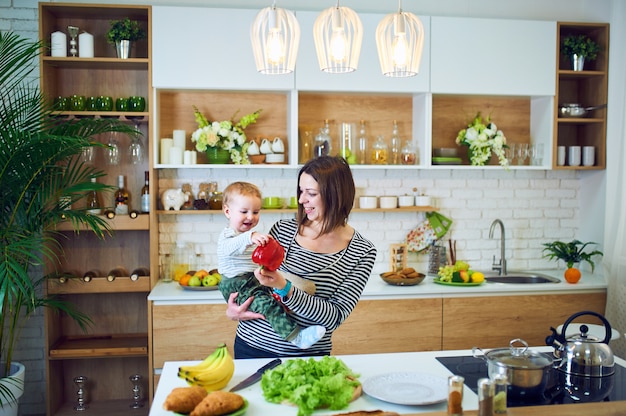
top-left (209, 191), bottom-right (223, 210)
top-left (401, 140), bottom-right (417, 165)
top-left (371, 136), bottom-right (388, 164)
top-left (447, 375), bottom-right (464, 416)
top-left (492, 374), bottom-right (507, 414)
top-left (477, 378), bottom-right (494, 416)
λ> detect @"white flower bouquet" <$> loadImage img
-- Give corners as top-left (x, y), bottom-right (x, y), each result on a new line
top-left (456, 112), bottom-right (508, 167)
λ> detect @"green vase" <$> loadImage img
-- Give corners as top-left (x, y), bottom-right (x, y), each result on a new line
top-left (206, 148), bottom-right (231, 164)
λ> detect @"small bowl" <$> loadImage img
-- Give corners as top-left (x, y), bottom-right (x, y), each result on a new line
top-left (359, 196), bottom-right (377, 209)
top-left (380, 272), bottom-right (426, 286)
top-left (265, 153), bottom-right (285, 163)
top-left (433, 148), bottom-right (459, 158)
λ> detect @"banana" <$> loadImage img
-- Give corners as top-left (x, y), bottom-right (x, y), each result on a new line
top-left (178, 343), bottom-right (235, 391)
top-left (178, 343), bottom-right (226, 377)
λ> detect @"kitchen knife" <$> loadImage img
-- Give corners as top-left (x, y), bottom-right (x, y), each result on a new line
top-left (229, 358), bottom-right (282, 392)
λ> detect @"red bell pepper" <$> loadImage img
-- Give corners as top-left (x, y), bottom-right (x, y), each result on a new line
top-left (252, 238), bottom-right (285, 271)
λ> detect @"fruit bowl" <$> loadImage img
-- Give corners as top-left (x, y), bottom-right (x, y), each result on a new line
top-left (380, 272), bottom-right (425, 286)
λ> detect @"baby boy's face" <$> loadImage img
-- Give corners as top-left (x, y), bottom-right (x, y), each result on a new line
top-left (225, 194), bottom-right (262, 233)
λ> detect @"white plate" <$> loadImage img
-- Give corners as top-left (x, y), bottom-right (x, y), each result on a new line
top-left (362, 372), bottom-right (448, 405)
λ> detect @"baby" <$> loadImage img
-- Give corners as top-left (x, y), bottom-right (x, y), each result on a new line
top-left (216, 181), bottom-right (325, 349)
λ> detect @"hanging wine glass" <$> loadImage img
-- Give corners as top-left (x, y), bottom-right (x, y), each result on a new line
top-left (106, 131), bottom-right (120, 166)
top-left (128, 120), bottom-right (145, 164)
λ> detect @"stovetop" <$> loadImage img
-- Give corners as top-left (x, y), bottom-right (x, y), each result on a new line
top-left (436, 354), bottom-right (625, 406)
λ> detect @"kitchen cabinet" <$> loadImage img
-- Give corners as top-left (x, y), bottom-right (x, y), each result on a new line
top-left (39, 3), bottom-right (154, 415)
top-left (552, 22), bottom-right (609, 170)
top-left (294, 11), bottom-right (431, 94)
top-left (151, 6), bottom-right (294, 91)
top-left (430, 17), bottom-right (556, 96)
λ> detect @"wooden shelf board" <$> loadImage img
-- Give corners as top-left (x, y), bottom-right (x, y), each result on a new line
top-left (55, 214), bottom-right (149, 231)
top-left (558, 69), bottom-right (606, 78)
top-left (157, 206), bottom-right (439, 215)
top-left (49, 111), bottom-right (149, 120)
top-left (42, 56), bottom-right (149, 70)
top-left (557, 117), bottom-right (604, 123)
top-left (49, 334), bottom-right (148, 359)
top-left (51, 398), bottom-right (148, 416)
top-left (47, 276), bottom-right (150, 294)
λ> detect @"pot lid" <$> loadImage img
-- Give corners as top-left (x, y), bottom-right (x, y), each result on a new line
top-left (484, 338), bottom-right (553, 370)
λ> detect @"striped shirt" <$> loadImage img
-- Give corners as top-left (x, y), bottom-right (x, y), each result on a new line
top-left (217, 227), bottom-right (256, 278)
top-left (235, 218), bottom-right (377, 356)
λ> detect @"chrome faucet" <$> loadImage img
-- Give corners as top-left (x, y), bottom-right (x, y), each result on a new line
top-left (489, 219), bottom-right (507, 275)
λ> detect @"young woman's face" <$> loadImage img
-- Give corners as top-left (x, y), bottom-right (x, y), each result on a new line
top-left (223, 193), bottom-right (262, 233)
top-left (299, 173), bottom-right (324, 222)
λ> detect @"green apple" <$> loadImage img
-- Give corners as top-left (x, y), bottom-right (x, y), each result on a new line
top-left (188, 275), bottom-right (202, 287)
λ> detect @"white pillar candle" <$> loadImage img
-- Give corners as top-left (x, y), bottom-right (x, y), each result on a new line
top-left (78, 32), bottom-right (94, 58)
top-left (190, 150), bottom-right (197, 165)
top-left (183, 150), bottom-right (192, 165)
top-left (51, 31), bottom-right (67, 57)
top-left (169, 146), bottom-right (183, 165)
top-left (173, 130), bottom-right (186, 150)
top-left (160, 138), bottom-right (173, 164)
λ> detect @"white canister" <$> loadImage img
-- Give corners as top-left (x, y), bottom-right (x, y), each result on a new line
top-left (557, 146), bottom-right (566, 166)
top-left (415, 195), bottom-right (432, 207)
top-left (583, 146), bottom-right (595, 166)
top-left (379, 196), bottom-right (398, 209)
top-left (568, 146), bottom-right (582, 167)
top-left (359, 196), bottom-right (377, 209)
top-left (398, 195), bottom-right (415, 207)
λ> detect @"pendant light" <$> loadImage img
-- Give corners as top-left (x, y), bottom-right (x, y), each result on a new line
top-left (250, 1), bottom-right (300, 75)
top-left (313, 1), bottom-right (363, 73)
top-left (376, 0), bottom-right (425, 77)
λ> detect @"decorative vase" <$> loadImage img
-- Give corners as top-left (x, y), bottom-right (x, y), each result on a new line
top-left (571, 54), bottom-right (585, 71)
top-left (0, 362), bottom-right (25, 416)
top-left (115, 40), bottom-right (131, 59)
top-left (206, 148), bottom-right (231, 164)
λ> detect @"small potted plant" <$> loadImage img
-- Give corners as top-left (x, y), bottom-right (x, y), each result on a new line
top-left (561, 34), bottom-right (600, 71)
top-left (106, 17), bottom-right (146, 59)
top-left (542, 239), bottom-right (603, 283)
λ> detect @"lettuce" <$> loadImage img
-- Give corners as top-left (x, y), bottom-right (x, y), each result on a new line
top-left (261, 356), bottom-right (360, 416)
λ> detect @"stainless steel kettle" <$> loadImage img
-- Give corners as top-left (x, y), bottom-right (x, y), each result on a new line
top-left (546, 311), bottom-right (615, 377)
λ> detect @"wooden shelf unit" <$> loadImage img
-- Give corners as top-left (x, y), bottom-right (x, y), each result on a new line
top-left (553, 22), bottom-right (609, 169)
top-left (39, 3), bottom-right (153, 415)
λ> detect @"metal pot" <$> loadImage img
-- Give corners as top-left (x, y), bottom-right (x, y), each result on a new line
top-left (558, 103), bottom-right (607, 118)
top-left (473, 338), bottom-right (554, 400)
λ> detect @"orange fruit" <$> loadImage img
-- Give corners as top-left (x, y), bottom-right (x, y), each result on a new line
top-left (564, 267), bottom-right (581, 284)
top-left (179, 274), bottom-right (192, 286)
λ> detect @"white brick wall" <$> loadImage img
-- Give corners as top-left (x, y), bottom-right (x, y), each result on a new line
top-left (158, 168), bottom-right (583, 277)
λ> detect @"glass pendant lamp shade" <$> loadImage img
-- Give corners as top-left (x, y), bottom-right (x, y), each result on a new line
top-left (376, 3), bottom-right (424, 77)
top-left (313, 2), bottom-right (363, 73)
top-left (251, 2), bottom-right (300, 75)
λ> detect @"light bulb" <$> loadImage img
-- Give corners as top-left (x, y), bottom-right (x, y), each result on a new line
top-left (392, 32), bottom-right (408, 67)
top-left (330, 28), bottom-right (347, 62)
top-left (266, 28), bottom-right (285, 65)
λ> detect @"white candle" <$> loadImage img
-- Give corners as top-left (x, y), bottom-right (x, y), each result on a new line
top-left (183, 150), bottom-right (192, 165)
top-left (190, 150), bottom-right (197, 165)
top-left (78, 32), bottom-right (94, 58)
top-left (173, 130), bottom-right (186, 150)
top-left (169, 146), bottom-right (183, 165)
top-left (51, 31), bottom-right (67, 57)
top-left (160, 138), bottom-right (173, 164)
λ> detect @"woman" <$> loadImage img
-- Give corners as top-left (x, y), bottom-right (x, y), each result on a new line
top-left (226, 156), bottom-right (377, 358)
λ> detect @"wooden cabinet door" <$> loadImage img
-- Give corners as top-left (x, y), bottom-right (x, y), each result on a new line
top-left (442, 292), bottom-right (606, 350)
top-left (152, 6), bottom-right (294, 90)
top-left (431, 17), bottom-right (556, 96)
top-left (332, 298), bottom-right (443, 355)
top-left (295, 11), bottom-right (431, 93)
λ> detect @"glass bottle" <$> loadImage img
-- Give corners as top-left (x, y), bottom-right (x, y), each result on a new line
top-left (390, 120), bottom-right (401, 165)
top-left (107, 266), bottom-right (128, 282)
top-left (82, 269), bottom-right (101, 282)
top-left (313, 119), bottom-right (332, 158)
top-left (85, 177), bottom-right (102, 215)
top-left (339, 122), bottom-right (355, 164)
top-left (371, 135), bottom-right (388, 165)
top-left (401, 140), bottom-right (417, 165)
top-left (357, 120), bottom-right (368, 164)
top-left (114, 175), bottom-right (129, 215)
top-left (140, 171), bottom-right (150, 213)
top-left (130, 267), bottom-right (150, 281)
top-left (171, 241), bottom-right (191, 282)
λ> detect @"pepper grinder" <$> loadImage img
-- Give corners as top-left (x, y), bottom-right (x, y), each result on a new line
top-left (129, 374), bottom-right (144, 408)
top-left (73, 376), bottom-right (88, 411)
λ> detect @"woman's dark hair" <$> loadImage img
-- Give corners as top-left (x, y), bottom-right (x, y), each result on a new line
top-left (297, 156), bottom-right (355, 236)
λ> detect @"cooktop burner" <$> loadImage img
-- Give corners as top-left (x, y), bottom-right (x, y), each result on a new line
top-left (436, 354), bottom-right (625, 406)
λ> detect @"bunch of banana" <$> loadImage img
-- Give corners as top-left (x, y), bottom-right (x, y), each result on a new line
top-left (177, 343), bottom-right (235, 391)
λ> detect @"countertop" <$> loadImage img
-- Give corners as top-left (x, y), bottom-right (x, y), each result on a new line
top-left (149, 347), bottom-right (626, 416)
top-left (148, 269), bottom-right (607, 305)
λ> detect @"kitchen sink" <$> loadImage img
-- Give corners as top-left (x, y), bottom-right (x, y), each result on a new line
top-left (485, 272), bottom-right (560, 284)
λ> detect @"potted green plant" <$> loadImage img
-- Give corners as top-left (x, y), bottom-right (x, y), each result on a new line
top-left (106, 17), bottom-right (146, 59)
top-left (561, 34), bottom-right (600, 71)
top-left (0, 31), bottom-right (137, 414)
top-left (542, 239), bottom-right (603, 283)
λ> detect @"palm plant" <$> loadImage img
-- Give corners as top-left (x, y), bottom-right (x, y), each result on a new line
top-left (0, 31), bottom-right (137, 403)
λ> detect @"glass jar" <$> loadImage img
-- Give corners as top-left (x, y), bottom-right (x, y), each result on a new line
top-left (313, 120), bottom-right (332, 157)
top-left (171, 241), bottom-right (191, 282)
top-left (338, 122), bottom-right (356, 164)
top-left (209, 191), bottom-right (223, 210)
top-left (401, 140), bottom-right (417, 165)
top-left (371, 136), bottom-right (388, 165)
top-left (447, 375), bottom-right (464, 416)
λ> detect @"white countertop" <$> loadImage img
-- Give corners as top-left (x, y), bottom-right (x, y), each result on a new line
top-left (150, 347), bottom-right (626, 416)
top-left (148, 269), bottom-right (607, 305)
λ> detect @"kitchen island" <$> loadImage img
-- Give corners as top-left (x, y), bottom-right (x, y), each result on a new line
top-left (149, 347), bottom-right (626, 416)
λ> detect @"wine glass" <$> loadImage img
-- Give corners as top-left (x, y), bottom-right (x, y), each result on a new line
top-left (106, 131), bottom-right (120, 165)
top-left (516, 143), bottom-right (529, 165)
top-left (128, 120), bottom-right (145, 164)
top-left (505, 143), bottom-right (516, 166)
